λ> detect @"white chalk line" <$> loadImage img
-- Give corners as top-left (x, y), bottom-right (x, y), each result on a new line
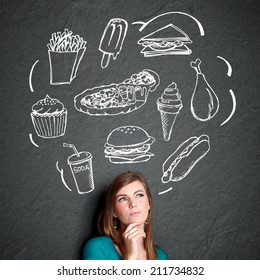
top-left (29, 133), bottom-right (39, 147)
top-left (158, 187), bottom-right (173, 195)
top-left (132, 11), bottom-right (205, 36)
top-left (29, 60), bottom-right (39, 92)
top-left (217, 56), bottom-right (232, 77)
top-left (56, 161), bottom-right (72, 192)
top-left (221, 89), bottom-right (236, 126)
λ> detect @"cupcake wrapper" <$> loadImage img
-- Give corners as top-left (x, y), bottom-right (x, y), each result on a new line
top-left (31, 109), bottom-right (67, 138)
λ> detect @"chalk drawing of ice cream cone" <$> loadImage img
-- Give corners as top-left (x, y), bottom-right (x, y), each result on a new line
top-left (157, 82), bottom-right (183, 141)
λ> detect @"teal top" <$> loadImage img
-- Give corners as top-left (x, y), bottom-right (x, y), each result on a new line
top-left (83, 236), bottom-right (169, 260)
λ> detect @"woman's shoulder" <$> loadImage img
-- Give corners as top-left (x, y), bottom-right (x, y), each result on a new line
top-left (84, 236), bottom-right (111, 249)
top-left (83, 236), bottom-right (112, 260)
top-left (85, 235), bottom-right (111, 246)
top-left (155, 246), bottom-right (169, 260)
top-left (83, 236), bottom-right (122, 260)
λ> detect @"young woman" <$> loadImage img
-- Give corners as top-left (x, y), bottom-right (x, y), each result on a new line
top-left (83, 171), bottom-right (168, 260)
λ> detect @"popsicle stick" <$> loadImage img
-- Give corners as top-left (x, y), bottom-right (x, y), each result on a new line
top-left (101, 53), bottom-right (111, 68)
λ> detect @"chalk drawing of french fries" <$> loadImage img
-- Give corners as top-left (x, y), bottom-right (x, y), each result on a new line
top-left (47, 29), bottom-right (87, 85)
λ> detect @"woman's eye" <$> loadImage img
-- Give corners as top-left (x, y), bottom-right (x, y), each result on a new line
top-left (136, 193), bottom-right (144, 198)
top-left (118, 197), bottom-right (127, 202)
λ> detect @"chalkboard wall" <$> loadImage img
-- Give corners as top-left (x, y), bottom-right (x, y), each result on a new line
top-left (1, 0), bottom-right (260, 259)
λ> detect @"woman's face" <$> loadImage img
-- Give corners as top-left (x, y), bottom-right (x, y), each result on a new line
top-left (114, 180), bottom-right (150, 227)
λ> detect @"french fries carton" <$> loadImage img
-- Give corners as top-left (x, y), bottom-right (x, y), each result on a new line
top-left (47, 29), bottom-right (87, 85)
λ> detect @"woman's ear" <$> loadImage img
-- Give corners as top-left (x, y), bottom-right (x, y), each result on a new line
top-left (113, 213), bottom-right (117, 218)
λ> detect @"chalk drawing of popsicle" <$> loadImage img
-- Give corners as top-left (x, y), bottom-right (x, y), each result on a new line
top-left (56, 143), bottom-right (95, 194)
top-left (47, 29), bottom-right (87, 85)
top-left (30, 95), bottom-right (67, 138)
top-left (99, 18), bottom-right (128, 68)
top-left (190, 58), bottom-right (219, 122)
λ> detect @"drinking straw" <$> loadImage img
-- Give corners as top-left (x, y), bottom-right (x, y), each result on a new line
top-left (63, 143), bottom-right (80, 157)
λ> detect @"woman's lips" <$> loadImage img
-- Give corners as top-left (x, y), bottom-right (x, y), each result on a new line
top-left (129, 211), bottom-right (141, 216)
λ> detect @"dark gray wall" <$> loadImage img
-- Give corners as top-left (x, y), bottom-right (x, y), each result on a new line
top-left (1, 0), bottom-right (259, 259)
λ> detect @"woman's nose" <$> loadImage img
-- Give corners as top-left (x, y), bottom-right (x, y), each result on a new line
top-left (129, 199), bottom-right (137, 208)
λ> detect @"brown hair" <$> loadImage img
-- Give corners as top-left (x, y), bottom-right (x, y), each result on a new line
top-left (98, 171), bottom-right (157, 260)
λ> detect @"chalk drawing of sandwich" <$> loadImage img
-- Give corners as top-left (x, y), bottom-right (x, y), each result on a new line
top-left (137, 24), bottom-right (192, 57)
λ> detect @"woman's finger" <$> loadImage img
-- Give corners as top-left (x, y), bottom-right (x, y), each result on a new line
top-left (128, 231), bottom-right (146, 241)
top-left (125, 229), bottom-right (146, 240)
top-left (124, 227), bottom-right (144, 237)
top-left (123, 223), bottom-right (143, 236)
top-left (128, 227), bottom-right (137, 234)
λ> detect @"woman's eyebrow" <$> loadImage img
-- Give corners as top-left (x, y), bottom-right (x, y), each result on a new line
top-left (116, 190), bottom-right (144, 198)
top-left (115, 194), bottom-right (126, 198)
top-left (134, 190), bottom-right (144, 194)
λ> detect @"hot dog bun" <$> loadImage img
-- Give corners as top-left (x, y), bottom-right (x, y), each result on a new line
top-left (161, 135), bottom-right (210, 183)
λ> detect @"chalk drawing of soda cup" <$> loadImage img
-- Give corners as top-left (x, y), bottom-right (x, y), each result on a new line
top-left (64, 143), bottom-right (95, 194)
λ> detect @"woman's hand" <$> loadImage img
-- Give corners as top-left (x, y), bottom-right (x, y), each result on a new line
top-left (122, 223), bottom-right (146, 260)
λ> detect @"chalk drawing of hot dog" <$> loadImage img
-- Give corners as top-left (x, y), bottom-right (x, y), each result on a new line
top-left (161, 134), bottom-right (210, 183)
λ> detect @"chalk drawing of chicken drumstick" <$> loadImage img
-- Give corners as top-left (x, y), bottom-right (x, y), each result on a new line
top-left (190, 59), bottom-right (219, 122)
top-left (99, 18), bottom-right (128, 68)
